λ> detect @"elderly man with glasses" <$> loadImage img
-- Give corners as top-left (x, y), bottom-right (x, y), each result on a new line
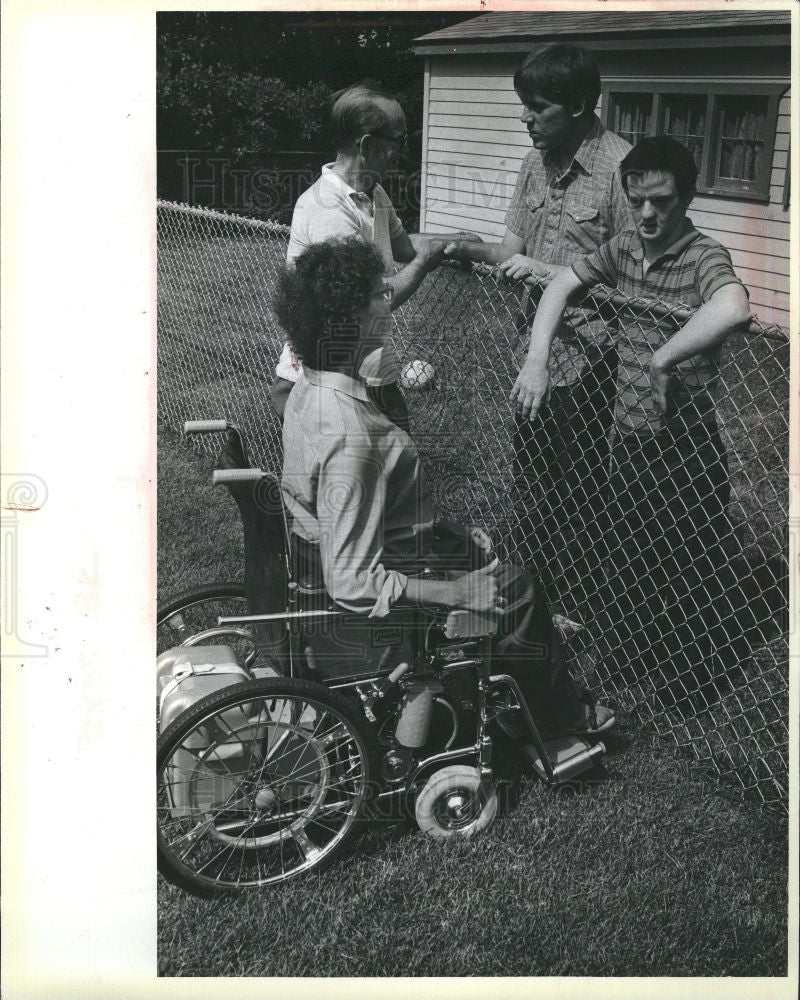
top-left (271, 80), bottom-right (468, 429)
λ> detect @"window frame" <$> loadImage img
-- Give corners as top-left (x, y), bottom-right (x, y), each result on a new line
top-left (602, 80), bottom-right (786, 203)
top-left (782, 142), bottom-right (790, 210)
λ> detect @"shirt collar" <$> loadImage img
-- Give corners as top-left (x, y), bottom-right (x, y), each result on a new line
top-left (630, 218), bottom-right (700, 265)
top-left (321, 162), bottom-right (372, 205)
top-left (302, 366), bottom-right (371, 401)
top-left (544, 114), bottom-right (603, 178)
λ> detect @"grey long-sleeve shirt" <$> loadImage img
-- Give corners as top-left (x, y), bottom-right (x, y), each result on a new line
top-left (281, 367), bottom-right (434, 617)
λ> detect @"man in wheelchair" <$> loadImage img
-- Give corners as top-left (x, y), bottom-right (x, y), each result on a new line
top-left (275, 237), bottom-right (615, 740)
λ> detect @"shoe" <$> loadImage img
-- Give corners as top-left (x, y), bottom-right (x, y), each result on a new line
top-left (542, 694), bottom-right (616, 738)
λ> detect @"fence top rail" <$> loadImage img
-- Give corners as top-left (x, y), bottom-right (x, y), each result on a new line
top-left (157, 199), bottom-right (292, 236)
top-left (156, 200), bottom-right (788, 344)
top-left (468, 263), bottom-right (789, 345)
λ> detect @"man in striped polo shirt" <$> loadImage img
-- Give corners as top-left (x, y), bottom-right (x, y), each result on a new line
top-left (519, 135), bottom-right (752, 706)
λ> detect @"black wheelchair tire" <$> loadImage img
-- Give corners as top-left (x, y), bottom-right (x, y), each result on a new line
top-left (157, 582), bottom-right (249, 654)
top-left (157, 677), bottom-right (380, 897)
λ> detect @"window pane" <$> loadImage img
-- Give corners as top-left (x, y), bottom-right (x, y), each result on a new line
top-left (612, 93), bottom-right (652, 146)
top-left (715, 95), bottom-right (768, 183)
top-left (661, 95), bottom-right (706, 171)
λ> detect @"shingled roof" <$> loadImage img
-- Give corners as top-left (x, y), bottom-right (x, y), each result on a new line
top-left (414, 9), bottom-right (790, 54)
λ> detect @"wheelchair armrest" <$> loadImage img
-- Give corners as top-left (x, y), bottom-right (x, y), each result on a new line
top-left (443, 609), bottom-right (499, 639)
top-left (388, 602), bottom-right (499, 639)
top-left (294, 582), bottom-right (329, 597)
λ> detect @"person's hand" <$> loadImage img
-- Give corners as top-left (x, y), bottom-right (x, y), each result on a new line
top-left (649, 351), bottom-right (673, 417)
top-left (442, 239), bottom-right (474, 263)
top-left (498, 254), bottom-right (549, 283)
top-left (469, 526), bottom-right (494, 556)
top-left (511, 361), bottom-right (551, 420)
top-left (450, 558), bottom-right (501, 612)
top-left (415, 238), bottom-right (447, 272)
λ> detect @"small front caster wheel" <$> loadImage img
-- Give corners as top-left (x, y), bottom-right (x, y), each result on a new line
top-left (415, 765), bottom-right (498, 840)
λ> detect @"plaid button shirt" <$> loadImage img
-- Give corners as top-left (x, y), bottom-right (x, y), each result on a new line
top-left (505, 116), bottom-right (632, 386)
top-left (572, 219), bottom-right (747, 437)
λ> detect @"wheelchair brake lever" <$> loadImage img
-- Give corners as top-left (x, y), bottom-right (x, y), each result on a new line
top-left (361, 661), bottom-right (410, 722)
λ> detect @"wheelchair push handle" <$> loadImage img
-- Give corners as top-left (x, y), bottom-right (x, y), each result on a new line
top-left (212, 468), bottom-right (266, 486)
top-left (184, 419), bottom-right (230, 435)
top-left (184, 419), bottom-right (252, 473)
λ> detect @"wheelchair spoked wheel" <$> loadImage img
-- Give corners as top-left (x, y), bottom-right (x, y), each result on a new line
top-left (157, 582), bottom-right (250, 655)
top-left (157, 677), bottom-right (379, 897)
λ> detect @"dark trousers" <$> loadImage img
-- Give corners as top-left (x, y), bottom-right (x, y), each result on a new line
top-left (270, 375), bottom-right (410, 433)
top-left (511, 349), bottom-right (618, 587)
top-left (491, 563), bottom-right (584, 728)
top-left (296, 521), bottom-right (584, 730)
top-left (597, 423), bottom-right (748, 702)
top-left (423, 522), bottom-right (584, 727)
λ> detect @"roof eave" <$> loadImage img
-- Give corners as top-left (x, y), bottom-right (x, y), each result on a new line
top-left (413, 31), bottom-right (790, 58)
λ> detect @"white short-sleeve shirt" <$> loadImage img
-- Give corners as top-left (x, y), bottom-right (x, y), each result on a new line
top-left (276, 163), bottom-right (405, 385)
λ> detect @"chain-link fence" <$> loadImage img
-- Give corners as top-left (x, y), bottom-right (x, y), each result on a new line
top-left (157, 200), bottom-right (790, 810)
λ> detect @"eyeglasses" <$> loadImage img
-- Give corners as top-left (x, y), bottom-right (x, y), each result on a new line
top-left (369, 131), bottom-right (409, 150)
top-left (372, 284), bottom-right (394, 304)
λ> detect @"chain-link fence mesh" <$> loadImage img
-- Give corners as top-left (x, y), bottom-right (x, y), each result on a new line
top-left (157, 200), bottom-right (790, 810)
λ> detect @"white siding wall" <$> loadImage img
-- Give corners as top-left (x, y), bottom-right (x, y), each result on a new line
top-left (421, 56), bottom-right (790, 329)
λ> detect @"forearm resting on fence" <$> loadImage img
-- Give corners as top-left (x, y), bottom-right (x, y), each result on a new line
top-left (652, 283), bottom-right (752, 371)
top-left (649, 283), bottom-right (752, 413)
top-left (512, 267), bottom-right (587, 419)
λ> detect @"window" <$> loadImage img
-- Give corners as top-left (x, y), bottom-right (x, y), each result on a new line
top-left (782, 152), bottom-right (790, 210)
top-left (662, 95), bottom-right (706, 173)
top-left (603, 82), bottom-right (786, 201)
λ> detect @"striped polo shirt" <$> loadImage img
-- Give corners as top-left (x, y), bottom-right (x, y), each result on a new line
top-left (572, 220), bottom-right (746, 437)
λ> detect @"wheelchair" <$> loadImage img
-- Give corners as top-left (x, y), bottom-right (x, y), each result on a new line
top-left (157, 421), bottom-right (608, 897)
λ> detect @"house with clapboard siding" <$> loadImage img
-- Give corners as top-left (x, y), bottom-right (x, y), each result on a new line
top-left (413, 9), bottom-right (791, 329)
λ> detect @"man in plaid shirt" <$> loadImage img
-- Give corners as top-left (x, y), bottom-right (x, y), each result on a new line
top-left (445, 43), bottom-right (632, 585)
top-left (520, 136), bottom-right (752, 706)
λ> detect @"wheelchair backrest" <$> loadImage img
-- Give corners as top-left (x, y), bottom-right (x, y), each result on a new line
top-left (216, 428), bottom-right (292, 621)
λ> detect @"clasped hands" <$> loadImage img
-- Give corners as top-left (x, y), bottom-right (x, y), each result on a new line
top-left (441, 242), bottom-right (549, 285)
top-left (495, 253), bottom-right (550, 283)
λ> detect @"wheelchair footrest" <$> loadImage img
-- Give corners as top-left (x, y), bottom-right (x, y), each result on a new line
top-left (521, 736), bottom-right (606, 784)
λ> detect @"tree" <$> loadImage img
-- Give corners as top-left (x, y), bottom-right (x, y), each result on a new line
top-left (157, 10), bottom-right (476, 223)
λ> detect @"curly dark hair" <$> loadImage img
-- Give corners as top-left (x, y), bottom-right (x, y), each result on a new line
top-left (274, 238), bottom-right (386, 369)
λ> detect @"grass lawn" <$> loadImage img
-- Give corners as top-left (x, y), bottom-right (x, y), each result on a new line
top-left (157, 426), bottom-right (788, 978)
